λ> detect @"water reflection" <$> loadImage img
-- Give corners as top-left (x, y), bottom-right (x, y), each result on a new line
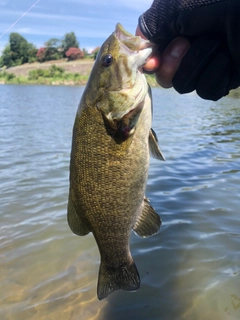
top-left (0, 85), bottom-right (240, 319)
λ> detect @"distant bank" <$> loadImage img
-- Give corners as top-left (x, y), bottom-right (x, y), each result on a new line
top-left (0, 58), bottom-right (158, 87)
top-left (0, 59), bottom-right (95, 86)
top-left (4, 59), bottom-right (94, 77)
top-left (1, 60), bottom-right (239, 96)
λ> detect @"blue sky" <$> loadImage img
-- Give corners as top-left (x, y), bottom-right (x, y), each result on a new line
top-left (0, 0), bottom-right (152, 54)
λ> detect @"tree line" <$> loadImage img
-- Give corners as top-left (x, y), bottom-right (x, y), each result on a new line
top-left (0, 31), bottom-right (90, 68)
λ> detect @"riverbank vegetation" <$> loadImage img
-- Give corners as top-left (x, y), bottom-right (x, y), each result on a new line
top-left (0, 64), bottom-right (158, 86)
top-left (1, 64), bottom-right (240, 94)
top-left (0, 64), bottom-right (89, 85)
top-left (0, 31), bottom-right (239, 93)
top-left (0, 31), bottom-right (97, 69)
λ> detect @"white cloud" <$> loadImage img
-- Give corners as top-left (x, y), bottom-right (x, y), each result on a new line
top-left (14, 27), bottom-right (32, 34)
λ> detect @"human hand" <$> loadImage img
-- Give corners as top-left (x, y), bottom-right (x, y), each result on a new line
top-left (136, 26), bottom-right (190, 89)
top-left (137, 0), bottom-right (240, 100)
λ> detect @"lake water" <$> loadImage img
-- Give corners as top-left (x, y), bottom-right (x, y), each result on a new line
top-left (1, 84), bottom-right (240, 320)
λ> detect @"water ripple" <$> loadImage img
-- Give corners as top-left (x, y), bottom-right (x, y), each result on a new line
top-left (1, 86), bottom-right (240, 319)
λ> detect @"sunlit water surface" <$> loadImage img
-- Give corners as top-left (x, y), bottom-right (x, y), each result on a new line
top-left (1, 84), bottom-right (240, 320)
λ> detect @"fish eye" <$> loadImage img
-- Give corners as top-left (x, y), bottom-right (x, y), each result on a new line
top-left (102, 54), bottom-right (113, 67)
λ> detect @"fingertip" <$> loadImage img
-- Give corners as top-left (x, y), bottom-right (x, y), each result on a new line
top-left (135, 26), bottom-right (161, 73)
top-left (143, 56), bottom-right (160, 73)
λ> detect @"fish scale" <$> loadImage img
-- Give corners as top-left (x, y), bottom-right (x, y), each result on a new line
top-left (67, 23), bottom-right (164, 300)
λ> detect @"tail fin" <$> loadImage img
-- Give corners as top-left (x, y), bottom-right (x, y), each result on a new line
top-left (97, 260), bottom-right (140, 300)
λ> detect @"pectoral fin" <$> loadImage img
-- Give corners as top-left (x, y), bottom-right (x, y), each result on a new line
top-left (67, 195), bottom-right (90, 236)
top-left (149, 128), bottom-right (165, 161)
top-left (133, 198), bottom-right (162, 238)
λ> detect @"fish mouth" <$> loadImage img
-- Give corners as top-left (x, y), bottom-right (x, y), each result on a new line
top-left (104, 24), bottom-right (153, 123)
top-left (114, 23), bottom-right (154, 69)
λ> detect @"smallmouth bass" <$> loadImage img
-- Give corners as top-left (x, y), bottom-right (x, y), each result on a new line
top-left (67, 23), bottom-right (164, 300)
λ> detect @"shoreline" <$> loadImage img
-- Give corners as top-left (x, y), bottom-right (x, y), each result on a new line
top-left (0, 59), bottom-right (95, 86)
top-left (1, 60), bottom-right (239, 95)
top-left (0, 59), bottom-right (159, 87)
top-left (3, 59), bottom-right (95, 77)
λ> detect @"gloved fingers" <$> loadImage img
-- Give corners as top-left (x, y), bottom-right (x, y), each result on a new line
top-left (155, 37), bottom-right (190, 88)
top-left (196, 50), bottom-right (230, 100)
top-left (172, 35), bottom-right (225, 98)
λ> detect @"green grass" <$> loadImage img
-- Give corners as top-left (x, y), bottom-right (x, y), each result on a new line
top-left (0, 64), bottom-right (159, 87)
top-left (2, 64), bottom-right (238, 97)
top-left (0, 71), bottom-right (16, 82)
top-left (0, 65), bottom-right (89, 85)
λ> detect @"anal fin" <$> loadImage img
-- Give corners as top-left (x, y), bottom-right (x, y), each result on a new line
top-left (133, 197), bottom-right (162, 238)
top-left (67, 194), bottom-right (90, 236)
top-left (149, 128), bottom-right (165, 161)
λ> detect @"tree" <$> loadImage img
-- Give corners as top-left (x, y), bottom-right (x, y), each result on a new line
top-left (0, 44), bottom-right (12, 67)
top-left (44, 37), bottom-right (63, 61)
top-left (45, 38), bottom-right (61, 49)
top-left (62, 32), bottom-right (79, 56)
top-left (65, 47), bottom-right (84, 60)
top-left (82, 48), bottom-right (89, 58)
top-left (36, 38), bottom-right (63, 62)
top-left (10, 32), bottom-right (29, 65)
top-left (0, 33), bottom-right (37, 67)
top-left (92, 46), bottom-right (100, 60)
top-left (27, 43), bottom-right (37, 63)
top-left (36, 47), bottom-right (46, 62)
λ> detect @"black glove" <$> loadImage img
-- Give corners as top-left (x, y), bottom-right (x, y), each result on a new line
top-left (139, 0), bottom-right (240, 100)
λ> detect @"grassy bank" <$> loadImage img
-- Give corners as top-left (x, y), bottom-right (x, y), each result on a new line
top-left (3, 61), bottom-right (238, 95)
top-left (0, 65), bottom-right (89, 85)
top-left (0, 61), bottom-right (158, 87)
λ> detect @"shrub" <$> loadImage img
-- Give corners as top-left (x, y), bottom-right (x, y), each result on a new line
top-left (49, 64), bottom-right (64, 74)
top-left (5, 72), bottom-right (16, 81)
top-left (28, 56), bottom-right (37, 63)
top-left (28, 69), bottom-right (38, 80)
top-left (65, 47), bottom-right (84, 61)
top-left (28, 65), bottom-right (65, 80)
top-left (36, 47), bottom-right (46, 62)
top-left (28, 68), bottom-right (50, 79)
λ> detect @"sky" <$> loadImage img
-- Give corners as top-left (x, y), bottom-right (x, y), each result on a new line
top-left (0, 0), bottom-right (153, 54)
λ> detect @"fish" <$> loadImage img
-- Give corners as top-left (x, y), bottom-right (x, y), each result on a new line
top-left (67, 23), bottom-right (165, 300)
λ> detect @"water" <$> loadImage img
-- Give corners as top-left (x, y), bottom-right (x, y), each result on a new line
top-left (1, 84), bottom-right (240, 320)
